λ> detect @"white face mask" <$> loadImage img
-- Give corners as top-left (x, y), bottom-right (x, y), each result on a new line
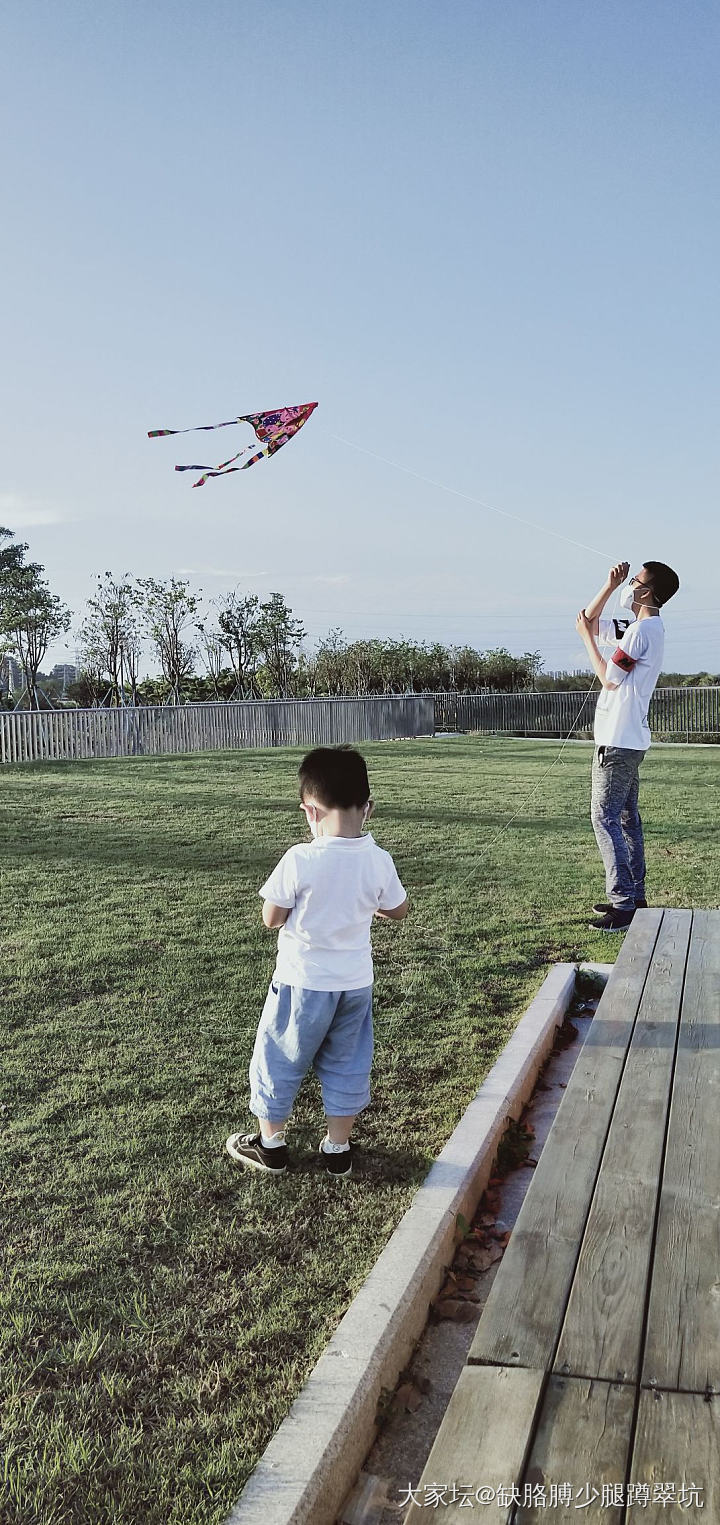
top-left (619, 583), bottom-right (637, 611)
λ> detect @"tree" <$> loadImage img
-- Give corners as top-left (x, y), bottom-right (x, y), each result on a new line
top-left (77, 574), bottom-right (142, 706)
top-left (311, 628), bottom-right (349, 695)
top-left (0, 527), bottom-right (39, 667)
top-left (215, 591), bottom-right (261, 698)
top-left (0, 526), bottom-right (34, 581)
top-left (255, 593), bottom-right (305, 697)
top-left (195, 620), bottom-right (227, 701)
top-left (74, 633), bottom-right (110, 706)
top-left (1, 569), bottom-right (71, 709)
top-left (135, 577), bottom-right (198, 703)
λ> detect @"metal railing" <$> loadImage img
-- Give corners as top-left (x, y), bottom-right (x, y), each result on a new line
top-left (2, 688), bottom-right (719, 765)
top-left (433, 688), bottom-right (720, 738)
top-left (0, 695), bottom-right (435, 765)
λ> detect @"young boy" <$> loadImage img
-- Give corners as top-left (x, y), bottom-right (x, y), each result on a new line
top-left (226, 745), bottom-right (408, 1177)
top-left (576, 558), bottom-right (680, 931)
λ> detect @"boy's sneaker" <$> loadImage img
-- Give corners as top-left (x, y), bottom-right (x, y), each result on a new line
top-left (319, 1138), bottom-right (353, 1178)
top-left (588, 909), bottom-right (636, 933)
top-left (226, 1132), bottom-right (289, 1174)
top-left (592, 899), bottom-right (648, 914)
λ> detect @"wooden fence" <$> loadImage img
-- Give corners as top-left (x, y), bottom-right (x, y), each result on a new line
top-left (433, 687), bottom-right (720, 738)
top-left (0, 695), bottom-right (435, 765)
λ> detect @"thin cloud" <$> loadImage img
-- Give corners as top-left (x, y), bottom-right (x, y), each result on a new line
top-left (175, 567), bottom-right (271, 579)
top-left (0, 494), bottom-right (66, 528)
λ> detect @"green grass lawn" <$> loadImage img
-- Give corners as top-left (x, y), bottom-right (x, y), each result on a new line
top-left (2, 737), bottom-right (719, 1524)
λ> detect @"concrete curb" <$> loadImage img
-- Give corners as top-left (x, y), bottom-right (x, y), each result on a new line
top-left (226, 963), bottom-right (580, 1525)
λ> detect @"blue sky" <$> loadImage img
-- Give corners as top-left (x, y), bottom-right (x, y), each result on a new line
top-left (1, 0), bottom-right (718, 675)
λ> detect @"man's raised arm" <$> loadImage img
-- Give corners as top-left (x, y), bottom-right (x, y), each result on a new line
top-left (582, 561), bottom-right (630, 634)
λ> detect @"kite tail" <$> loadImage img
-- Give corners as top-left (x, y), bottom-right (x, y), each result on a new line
top-left (190, 446), bottom-right (270, 485)
top-left (148, 419), bottom-right (242, 438)
top-left (175, 450), bottom-right (249, 477)
top-left (240, 448), bottom-right (268, 471)
top-left (191, 468), bottom-right (242, 488)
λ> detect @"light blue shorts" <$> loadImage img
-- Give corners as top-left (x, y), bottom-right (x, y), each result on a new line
top-left (249, 982), bottom-right (374, 1123)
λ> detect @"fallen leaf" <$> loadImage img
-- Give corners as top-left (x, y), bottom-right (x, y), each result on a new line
top-left (468, 1244), bottom-right (504, 1272)
top-left (392, 1381), bottom-right (424, 1413)
top-left (434, 1298), bottom-right (478, 1322)
top-left (456, 1273), bottom-right (480, 1295)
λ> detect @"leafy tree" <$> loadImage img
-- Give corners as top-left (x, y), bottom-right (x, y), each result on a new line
top-left (1, 570), bottom-right (71, 709)
top-left (0, 526), bottom-right (34, 581)
top-left (77, 574), bottom-right (141, 706)
top-left (135, 577), bottom-right (198, 703)
top-left (0, 528), bottom-right (39, 667)
top-left (482, 647), bottom-right (541, 692)
top-left (195, 621), bottom-right (227, 700)
top-left (215, 592), bottom-right (261, 698)
top-left (255, 593), bottom-right (305, 697)
top-left (311, 628), bottom-right (349, 695)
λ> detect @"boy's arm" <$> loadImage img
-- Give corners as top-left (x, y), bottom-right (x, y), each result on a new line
top-left (262, 901), bottom-right (292, 929)
top-left (583, 561), bottom-right (629, 634)
top-left (375, 897), bottom-right (409, 921)
top-left (259, 848), bottom-right (296, 928)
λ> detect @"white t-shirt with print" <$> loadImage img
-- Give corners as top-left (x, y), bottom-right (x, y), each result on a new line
top-left (259, 832), bottom-right (407, 991)
top-left (594, 615), bottom-right (665, 750)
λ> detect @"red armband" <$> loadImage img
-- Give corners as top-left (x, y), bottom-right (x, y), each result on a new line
top-left (611, 647), bottom-right (637, 673)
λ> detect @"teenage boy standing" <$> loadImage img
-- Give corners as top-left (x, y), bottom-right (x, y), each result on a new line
top-left (576, 559), bottom-right (680, 932)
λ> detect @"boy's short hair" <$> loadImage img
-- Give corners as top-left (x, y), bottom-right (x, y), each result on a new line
top-left (643, 561), bottom-right (680, 607)
top-left (299, 746), bottom-right (370, 810)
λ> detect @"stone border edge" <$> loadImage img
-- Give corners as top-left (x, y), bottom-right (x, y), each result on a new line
top-left (226, 961), bottom-right (611, 1525)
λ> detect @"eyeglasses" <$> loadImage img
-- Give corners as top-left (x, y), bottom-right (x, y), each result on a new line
top-left (630, 575), bottom-right (652, 590)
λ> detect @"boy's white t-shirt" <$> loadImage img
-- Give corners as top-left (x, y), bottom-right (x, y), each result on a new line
top-left (259, 831), bottom-right (407, 991)
top-left (594, 615), bottom-right (665, 750)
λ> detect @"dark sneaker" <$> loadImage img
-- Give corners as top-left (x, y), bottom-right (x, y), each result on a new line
top-left (226, 1132), bottom-right (288, 1174)
top-left (592, 899), bottom-right (648, 914)
top-left (588, 909), bottom-right (635, 933)
top-left (319, 1140), bottom-right (353, 1178)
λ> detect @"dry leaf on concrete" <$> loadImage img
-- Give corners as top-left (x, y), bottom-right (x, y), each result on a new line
top-left (433, 1298), bottom-right (478, 1322)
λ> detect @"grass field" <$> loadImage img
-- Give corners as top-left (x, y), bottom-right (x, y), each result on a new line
top-left (2, 737), bottom-right (719, 1524)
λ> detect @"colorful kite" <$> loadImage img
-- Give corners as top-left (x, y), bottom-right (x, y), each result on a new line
top-left (148, 402), bottom-right (318, 487)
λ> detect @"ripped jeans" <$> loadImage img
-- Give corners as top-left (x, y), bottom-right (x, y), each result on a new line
top-left (590, 746), bottom-right (647, 910)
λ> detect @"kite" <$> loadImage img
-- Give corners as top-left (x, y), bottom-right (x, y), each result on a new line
top-left (148, 402), bottom-right (318, 487)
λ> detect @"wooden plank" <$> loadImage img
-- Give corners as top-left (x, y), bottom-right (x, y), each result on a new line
top-left (515, 1375), bottom-right (633, 1522)
top-left (403, 1366), bottom-right (544, 1524)
top-left (468, 910), bottom-right (663, 1371)
top-left (554, 910), bottom-right (692, 1383)
top-left (642, 910), bottom-right (720, 1393)
top-left (628, 1389), bottom-right (719, 1519)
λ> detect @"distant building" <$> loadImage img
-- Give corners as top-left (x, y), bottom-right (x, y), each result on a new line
top-left (0, 655), bottom-right (23, 694)
top-left (50, 663), bottom-right (77, 691)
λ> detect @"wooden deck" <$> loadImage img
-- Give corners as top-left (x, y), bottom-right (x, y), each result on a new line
top-left (404, 910), bottom-right (720, 1523)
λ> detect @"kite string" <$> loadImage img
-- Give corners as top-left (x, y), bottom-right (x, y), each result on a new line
top-left (327, 431), bottom-right (614, 563)
top-left (456, 588), bottom-right (623, 885)
top-left (457, 674), bottom-right (600, 887)
top-left (324, 431), bottom-right (622, 867)
top-left (324, 430), bottom-right (624, 877)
